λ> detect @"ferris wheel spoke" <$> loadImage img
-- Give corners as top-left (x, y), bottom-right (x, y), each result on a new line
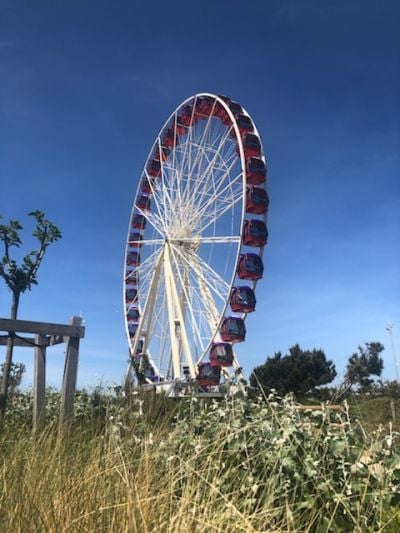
top-left (198, 172), bottom-right (243, 216)
top-left (125, 246), bottom-right (162, 285)
top-left (195, 155), bottom-right (240, 212)
top-left (170, 236), bottom-right (241, 245)
top-left (128, 249), bottom-right (164, 358)
top-left (182, 152), bottom-right (239, 232)
top-left (170, 244), bottom-right (229, 306)
top-left (128, 238), bottom-right (164, 247)
top-left (181, 111), bottom-right (224, 205)
top-left (168, 245), bottom-right (207, 354)
top-left (188, 126), bottom-right (236, 207)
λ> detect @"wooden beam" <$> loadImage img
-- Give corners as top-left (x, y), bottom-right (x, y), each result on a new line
top-left (33, 334), bottom-right (46, 432)
top-left (0, 336), bottom-right (37, 347)
top-left (48, 335), bottom-right (65, 346)
top-left (0, 317), bottom-right (85, 338)
top-left (59, 317), bottom-right (82, 431)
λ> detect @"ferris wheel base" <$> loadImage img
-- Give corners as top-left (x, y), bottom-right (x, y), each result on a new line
top-left (130, 380), bottom-right (246, 398)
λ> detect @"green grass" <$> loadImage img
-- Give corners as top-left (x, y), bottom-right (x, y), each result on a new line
top-left (0, 390), bottom-right (399, 532)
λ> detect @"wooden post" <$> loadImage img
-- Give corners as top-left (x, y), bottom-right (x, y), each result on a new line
top-left (59, 316), bottom-right (82, 430)
top-left (33, 334), bottom-right (46, 432)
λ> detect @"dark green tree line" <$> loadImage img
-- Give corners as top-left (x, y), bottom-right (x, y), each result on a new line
top-left (250, 343), bottom-right (337, 397)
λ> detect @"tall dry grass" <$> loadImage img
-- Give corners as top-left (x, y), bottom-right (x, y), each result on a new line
top-left (1, 391), bottom-right (399, 532)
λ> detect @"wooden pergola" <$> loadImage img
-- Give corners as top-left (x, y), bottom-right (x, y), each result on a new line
top-left (0, 316), bottom-right (85, 431)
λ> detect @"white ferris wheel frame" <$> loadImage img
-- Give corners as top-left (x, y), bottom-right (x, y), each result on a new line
top-left (123, 93), bottom-right (267, 392)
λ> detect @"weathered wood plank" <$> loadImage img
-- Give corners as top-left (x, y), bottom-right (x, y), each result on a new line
top-left (0, 317), bottom-right (85, 338)
top-left (59, 317), bottom-right (82, 430)
top-left (0, 336), bottom-right (37, 347)
top-left (33, 334), bottom-right (46, 432)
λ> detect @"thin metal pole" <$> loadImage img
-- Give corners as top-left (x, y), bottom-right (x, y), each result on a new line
top-left (386, 321), bottom-right (400, 383)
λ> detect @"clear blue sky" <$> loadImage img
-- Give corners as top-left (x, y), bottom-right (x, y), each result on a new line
top-left (1, 0), bottom-right (399, 388)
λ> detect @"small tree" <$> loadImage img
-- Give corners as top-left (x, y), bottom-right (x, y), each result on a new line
top-left (345, 342), bottom-right (384, 392)
top-left (0, 362), bottom-right (26, 396)
top-left (250, 343), bottom-right (337, 397)
top-left (0, 211), bottom-right (61, 423)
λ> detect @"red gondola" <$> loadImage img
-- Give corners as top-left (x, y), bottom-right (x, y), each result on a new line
top-left (141, 177), bottom-right (152, 194)
top-left (221, 316), bottom-right (246, 342)
top-left (144, 366), bottom-right (159, 382)
top-left (237, 253), bottom-right (264, 280)
top-left (161, 128), bottom-right (179, 148)
top-left (212, 99), bottom-right (228, 121)
top-left (153, 145), bottom-right (171, 161)
top-left (246, 157), bottom-right (266, 185)
top-left (127, 251), bottom-right (140, 266)
top-left (238, 133), bottom-right (261, 158)
top-left (210, 343), bottom-right (234, 367)
top-left (230, 286), bottom-right (256, 313)
top-left (125, 288), bottom-right (138, 303)
top-left (195, 96), bottom-right (214, 117)
top-left (243, 219), bottom-right (268, 247)
top-left (236, 114), bottom-right (254, 135)
top-left (132, 213), bottom-right (146, 229)
top-left (228, 100), bottom-right (243, 116)
top-left (197, 362), bottom-right (221, 387)
top-left (179, 104), bottom-right (197, 127)
top-left (128, 232), bottom-right (143, 247)
top-left (128, 322), bottom-right (138, 336)
top-left (246, 186), bottom-right (269, 214)
top-left (172, 116), bottom-right (187, 136)
top-left (135, 195), bottom-right (151, 211)
top-left (146, 159), bottom-right (161, 177)
top-left (127, 308), bottom-right (140, 321)
top-left (126, 271), bottom-right (139, 285)
top-left (131, 340), bottom-right (143, 355)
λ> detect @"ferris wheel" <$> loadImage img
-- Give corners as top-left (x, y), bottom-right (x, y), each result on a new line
top-left (124, 93), bottom-right (269, 396)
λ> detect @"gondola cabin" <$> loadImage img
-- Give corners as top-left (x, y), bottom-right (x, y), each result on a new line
top-left (125, 288), bottom-right (138, 303)
top-left (210, 342), bottom-right (234, 367)
top-left (179, 104), bottom-right (197, 127)
top-left (246, 186), bottom-right (269, 214)
top-left (127, 251), bottom-right (140, 267)
top-left (128, 322), bottom-right (138, 336)
top-left (228, 100), bottom-right (243, 116)
top-left (144, 366), bottom-right (159, 382)
top-left (195, 96), bottom-right (214, 117)
top-left (243, 219), bottom-right (268, 247)
top-left (237, 253), bottom-right (264, 280)
top-left (220, 317), bottom-right (246, 342)
top-left (153, 145), bottom-right (170, 161)
top-left (172, 116), bottom-right (187, 136)
top-left (238, 133), bottom-right (261, 158)
top-left (140, 177), bottom-right (153, 194)
top-left (146, 159), bottom-right (162, 177)
top-left (135, 195), bottom-right (151, 211)
top-left (246, 157), bottom-right (266, 185)
top-left (127, 308), bottom-right (140, 321)
top-left (197, 362), bottom-right (221, 388)
top-left (131, 340), bottom-right (143, 355)
top-left (161, 128), bottom-right (179, 148)
top-left (129, 232), bottom-right (143, 247)
top-left (235, 114), bottom-right (254, 135)
top-left (230, 286), bottom-right (256, 313)
top-left (132, 213), bottom-right (146, 229)
top-left (126, 270), bottom-right (138, 284)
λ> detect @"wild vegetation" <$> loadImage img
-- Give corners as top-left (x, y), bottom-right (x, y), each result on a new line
top-left (1, 387), bottom-right (399, 532)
